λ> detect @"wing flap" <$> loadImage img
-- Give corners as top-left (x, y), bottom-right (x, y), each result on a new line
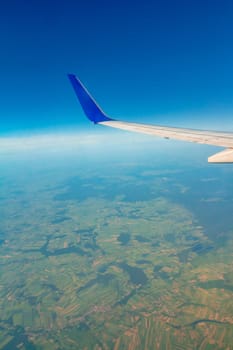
top-left (208, 148), bottom-right (233, 163)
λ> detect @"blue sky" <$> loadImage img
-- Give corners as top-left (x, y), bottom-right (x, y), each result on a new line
top-left (1, 0), bottom-right (233, 135)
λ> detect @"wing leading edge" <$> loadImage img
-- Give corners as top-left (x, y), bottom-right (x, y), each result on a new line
top-left (68, 74), bottom-right (233, 163)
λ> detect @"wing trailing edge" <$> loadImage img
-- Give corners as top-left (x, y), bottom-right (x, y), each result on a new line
top-left (68, 74), bottom-right (233, 163)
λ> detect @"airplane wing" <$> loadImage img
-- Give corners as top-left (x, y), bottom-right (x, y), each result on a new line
top-left (68, 74), bottom-right (233, 163)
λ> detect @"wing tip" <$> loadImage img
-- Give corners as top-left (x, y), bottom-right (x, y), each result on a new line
top-left (68, 74), bottom-right (112, 124)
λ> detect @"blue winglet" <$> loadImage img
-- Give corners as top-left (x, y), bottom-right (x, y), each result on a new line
top-left (68, 74), bottom-right (112, 124)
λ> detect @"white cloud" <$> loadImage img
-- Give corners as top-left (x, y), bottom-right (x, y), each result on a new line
top-left (0, 129), bottom-right (212, 164)
top-left (0, 132), bottom-right (112, 153)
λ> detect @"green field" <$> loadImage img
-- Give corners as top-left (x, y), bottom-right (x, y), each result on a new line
top-left (1, 150), bottom-right (233, 349)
